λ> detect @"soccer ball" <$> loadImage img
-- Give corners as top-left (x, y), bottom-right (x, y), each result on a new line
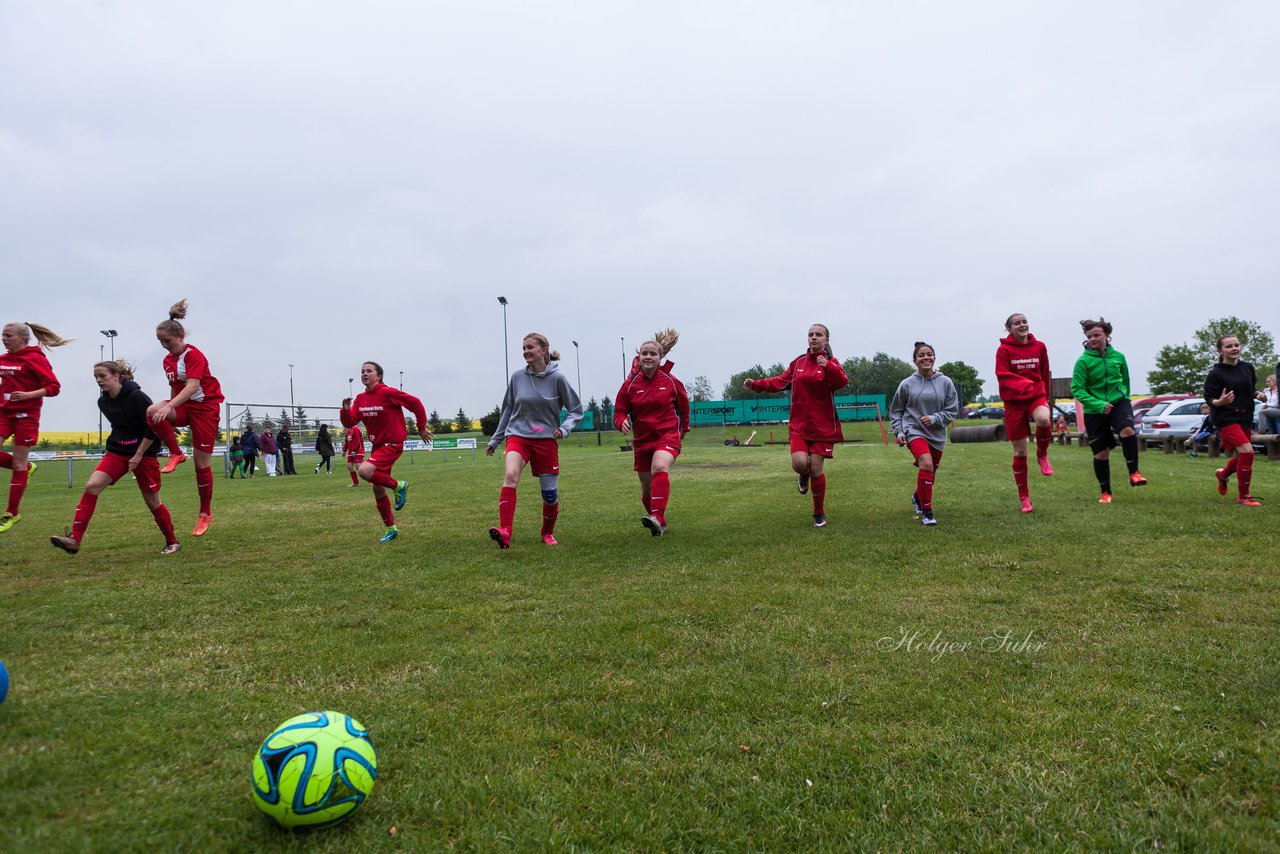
top-left (251, 710), bottom-right (378, 830)
top-left (0, 660), bottom-right (8, 704)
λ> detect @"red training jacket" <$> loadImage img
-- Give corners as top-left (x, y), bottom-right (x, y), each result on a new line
top-left (341, 384), bottom-right (427, 448)
top-left (614, 368), bottom-right (691, 452)
top-left (750, 352), bottom-right (847, 444)
top-left (995, 334), bottom-right (1051, 404)
top-left (0, 345), bottom-right (60, 415)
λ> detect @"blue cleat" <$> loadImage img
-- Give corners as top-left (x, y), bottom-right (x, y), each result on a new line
top-left (379, 526), bottom-right (399, 542)
top-left (394, 481), bottom-right (409, 511)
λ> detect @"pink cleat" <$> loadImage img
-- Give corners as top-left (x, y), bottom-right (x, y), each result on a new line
top-left (541, 534), bottom-right (559, 546)
top-left (1037, 456), bottom-right (1053, 476)
top-left (1019, 496), bottom-right (1034, 513)
top-left (488, 526), bottom-right (511, 549)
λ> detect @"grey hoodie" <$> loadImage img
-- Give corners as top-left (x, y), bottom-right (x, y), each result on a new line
top-left (889, 371), bottom-right (960, 450)
top-left (488, 360), bottom-right (584, 448)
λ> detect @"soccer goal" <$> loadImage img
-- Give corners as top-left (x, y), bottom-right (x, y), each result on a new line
top-left (836, 402), bottom-right (890, 446)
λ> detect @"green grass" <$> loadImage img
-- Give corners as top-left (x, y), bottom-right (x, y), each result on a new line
top-left (1, 425), bottom-right (1276, 850)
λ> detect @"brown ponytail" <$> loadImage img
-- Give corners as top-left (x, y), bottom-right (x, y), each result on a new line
top-left (157, 298), bottom-right (189, 338)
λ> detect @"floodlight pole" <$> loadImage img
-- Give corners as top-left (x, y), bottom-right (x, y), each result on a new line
top-left (497, 296), bottom-right (509, 383)
top-left (98, 344), bottom-right (105, 445)
top-left (288, 364), bottom-right (295, 415)
top-left (571, 340), bottom-right (582, 395)
top-left (620, 337), bottom-right (625, 379)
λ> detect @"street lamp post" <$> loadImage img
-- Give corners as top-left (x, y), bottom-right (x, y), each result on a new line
top-left (100, 329), bottom-right (117, 360)
top-left (348, 377), bottom-right (353, 398)
top-left (399, 370), bottom-right (404, 390)
top-left (99, 344), bottom-right (105, 444)
top-left (288, 364), bottom-right (295, 421)
top-left (497, 297), bottom-right (509, 382)
top-left (620, 337), bottom-right (625, 378)
top-left (571, 340), bottom-right (582, 395)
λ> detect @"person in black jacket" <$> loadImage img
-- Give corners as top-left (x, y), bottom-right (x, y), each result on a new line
top-left (240, 425), bottom-right (260, 477)
top-left (314, 423), bottom-right (335, 474)
top-left (1205, 334), bottom-right (1267, 506)
top-left (277, 425), bottom-right (296, 475)
top-left (50, 360), bottom-right (180, 555)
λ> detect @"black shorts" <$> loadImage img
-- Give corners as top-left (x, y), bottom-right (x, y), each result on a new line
top-left (1084, 399), bottom-right (1135, 452)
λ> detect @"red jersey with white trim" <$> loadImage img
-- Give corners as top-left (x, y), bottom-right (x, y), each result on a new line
top-left (751, 352), bottom-right (847, 444)
top-left (995, 334), bottom-right (1051, 404)
top-left (343, 425), bottom-right (364, 455)
top-left (614, 368), bottom-right (691, 452)
top-left (163, 344), bottom-right (224, 406)
top-left (0, 345), bottom-right (60, 415)
top-left (340, 384), bottom-right (427, 448)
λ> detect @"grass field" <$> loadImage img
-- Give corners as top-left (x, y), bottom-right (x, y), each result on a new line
top-left (1, 424), bottom-right (1276, 850)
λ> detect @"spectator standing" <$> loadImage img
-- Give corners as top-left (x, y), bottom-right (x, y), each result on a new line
top-left (227, 437), bottom-right (244, 478)
top-left (314, 424), bottom-right (335, 474)
top-left (259, 428), bottom-right (278, 477)
top-left (240, 425), bottom-right (260, 478)
top-left (277, 425), bottom-right (296, 475)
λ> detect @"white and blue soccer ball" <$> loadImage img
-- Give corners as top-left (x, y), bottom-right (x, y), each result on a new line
top-left (251, 710), bottom-right (377, 830)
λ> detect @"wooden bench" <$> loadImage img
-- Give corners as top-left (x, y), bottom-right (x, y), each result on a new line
top-left (1205, 434), bottom-right (1280, 461)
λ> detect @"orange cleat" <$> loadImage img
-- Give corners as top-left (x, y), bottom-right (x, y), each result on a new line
top-left (1098, 492), bottom-right (1113, 504)
top-left (1215, 469), bottom-right (1229, 496)
top-left (192, 514), bottom-right (212, 537)
top-left (1238, 496), bottom-right (1263, 507)
top-left (161, 452), bottom-right (188, 475)
top-left (1129, 472), bottom-right (1148, 487)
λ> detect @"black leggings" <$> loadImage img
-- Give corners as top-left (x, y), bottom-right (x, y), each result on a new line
top-left (317, 455), bottom-right (332, 472)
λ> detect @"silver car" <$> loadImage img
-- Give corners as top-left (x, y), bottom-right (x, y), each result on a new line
top-left (1137, 399), bottom-right (1209, 438)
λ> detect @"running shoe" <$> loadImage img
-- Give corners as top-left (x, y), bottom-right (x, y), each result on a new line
top-left (161, 452), bottom-right (188, 474)
top-left (1129, 472), bottom-right (1148, 487)
top-left (797, 474), bottom-right (810, 495)
top-left (0, 513), bottom-right (20, 534)
top-left (1038, 456), bottom-right (1054, 476)
top-left (812, 514), bottom-right (827, 528)
top-left (489, 526), bottom-right (512, 549)
top-left (192, 514), bottom-right (212, 537)
top-left (921, 510), bottom-right (937, 526)
top-left (394, 481), bottom-right (409, 511)
top-left (1215, 468), bottom-right (1229, 496)
top-left (1019, 496), bottom-right (1034, 514)
top-left (160, 542), bottom-right (181, 555)
top-left (1187, 449), bottom-right (1197, 457)
top-left (541, 533), bottom-right (559, 546)
top-left (379, 526), bottom-right (399, 542)
top-left (641, 515), bottom-right (667, 537)
top-left (1098, 492), bottom-right (1113, 504)
top-left (27, 461), bottom-right (37, 479)
top-left (1238, 496), bottom-right (1263, 507)
top-left (50, 535), bottom-right (80, 554)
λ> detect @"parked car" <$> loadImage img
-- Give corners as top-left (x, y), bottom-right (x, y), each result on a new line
top-left (1137, 398), bottom-right (1208, 439)
top-left (968, 406), bottom-right (1005, 420)
top-left (1133, 394), bottom-right (1197, 428)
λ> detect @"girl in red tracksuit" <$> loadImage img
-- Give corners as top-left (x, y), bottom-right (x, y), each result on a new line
top-left (340, 361), bottom-right (431, 542)
top-left (744, 323), bottom-right (848, 528)
top-left (147, 299), bottom-right (226, 537)
top-left (615, 332), bottom-right (691, 537)
top-left (995, 312), bottom-right (1053, 513)
top-left (0, 321), bottom-right (72, 534)
top-left (343, 424), bottom-right (365, 487)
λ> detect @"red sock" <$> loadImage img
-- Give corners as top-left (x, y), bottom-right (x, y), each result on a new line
top-left (917, 469), bottom-right (934, 510)
top-left (498, 486), bottom-right (517, 531)
top-left (811, 474), bottom-right (826, 515)
top-left (152, 418), bottom-right (182, 456)
top-left (1237, 453), bottom-right (1254, 498)
top-left (71, 492), bottom-right (99, 542)
top-left (375, 493), bottom-right (395, 526)
top-left (1222, 455), bottom-right (1238, 478)
top-left (541, 500), bottom-right (559, 536)
top-left (1035, 426), bottom-right (1052, 460)
top-left (0, 451), bottom-right (11, 469)
top-left (7, 468), bottom-right (29, 515)
top-left (195, 466), bottom-right (213, 516)
top-left (151, 503), bottom-right (176, 543)
top-left (369, 470), bottom-right (398, 490)
top-left (350, 469), bottom-right (359, 485)
top-left (649, 472), bottom-right (670, 523)
top-left (1012, 456), bottom-right (1029, 498)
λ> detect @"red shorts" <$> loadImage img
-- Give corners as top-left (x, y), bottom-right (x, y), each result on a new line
top-left (633, 441), bottom-right (681, 472)
top-left (0, 411), bottom-right (39, 446)
top-left (1218, 423), bottom-right (1253, 449)
top-left (96, 453), bottom-right (163, 494)
top-left (907, 438), bottom-right (944, 469)
top-left (1003, 398), bottom-right (1047, 442)
top-left (505, 436), bottom-right (559, 477)
top-left (347, 453), bottom-right (365, 465)
top-left (366, 443), bottom-right (402, 474)
top-left (789, 435), bottom-right (835, 457)
top-left (170, 401), bottom-right (221, 453)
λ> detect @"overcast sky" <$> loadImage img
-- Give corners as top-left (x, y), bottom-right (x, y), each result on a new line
top-left (3, 2), bottom-right (1277, 431)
